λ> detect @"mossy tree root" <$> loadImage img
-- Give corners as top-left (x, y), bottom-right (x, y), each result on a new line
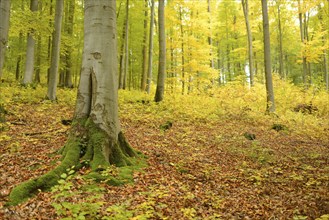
top-left (8, 118), bottom-right (138, 206)
top-left (8, 136), bottom-right (81, 206)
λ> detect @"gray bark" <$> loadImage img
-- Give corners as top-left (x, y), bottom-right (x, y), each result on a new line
top-left (298, 0), bottom-right (307, 86)
top-left (0, 0), bottom-right (10, 80)
top-left (64, 0), bottom-right (75, 88)
top-left (47, 0), bottom-right (63, 100)
top-left (146, 0), bottom-right (155, 94)
top-left (123, 0), bottom-right (129, 90)
top-left (261, 0), bottom-right (275, 113)
top-left (242, 0), bottom-right (254, 86)
top-left (154, 0), bottom-right (166, 102)
top-left (276, 1), bottom-right (284, 79)
top-left (207, 0), bottom-right (214, 69)
top-left (76, 0), bottom-right (120, 141)
top-left (180, 6), bottom-right (185, 95)
top-left (141, 0), bottom-right (148, 91)
top-left (23, 0), bottom-right (38, 85)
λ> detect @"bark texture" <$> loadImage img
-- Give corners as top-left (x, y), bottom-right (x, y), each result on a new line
top-left (47, 0), bottom-right (63, 100)
top-left (146, 0), bottom-right (155, 94)
top-left (261, 0), bottom-right (275, 113)
top-left (154, 0), bottom-right (166, 102)
top-left (0, 0), bottom-right (10, 80)
top-left (23, 0), bottom-right (38, 85)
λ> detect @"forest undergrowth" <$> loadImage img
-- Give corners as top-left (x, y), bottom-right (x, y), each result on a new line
top-left (0, 80), bottom-right (328, 219)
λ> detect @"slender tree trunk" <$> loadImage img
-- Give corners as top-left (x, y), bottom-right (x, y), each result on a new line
top-left (64, 0), bottom-right (74, 88)
top-left (276, 0), bottom-right (284, 79)
top-left (47, 0), bottom-right (53, 83)
top-left (262, 0), bottom-right (275, 113)
top-left (23, 0), bottom-right (38, 85)
top-left (146, 0), bottom-right (155, 94)
top-left (154, 0), bottom-right (166, 102)
top-left (0, 0), bottom-right (10, 80)
top-left (47, 0), bottom-right (63, 100)
top-left (180, 6), bottom-right (185, 95)
top-left (15, 32), bottom-right (23, 81)
top-left (119, 0), bottom-right (129, 90)
top-left (207, 0), bottom-right (214, 69)
top-left (35, 35), bottom-right (41, 83)
top-left (242, 0), bottom-right (254, 86)
top-left (298, 0), bottom-right (307, 86)
top-left (141, 0), bottom-right (148, 91)
top-left (123, 0), bottom-right (129, 90)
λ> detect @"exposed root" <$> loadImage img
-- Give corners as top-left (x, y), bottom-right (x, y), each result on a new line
top-left (8, 118), bottom-right (139, 206)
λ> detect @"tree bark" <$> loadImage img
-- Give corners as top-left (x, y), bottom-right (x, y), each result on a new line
top-left (146, 0), bottom-right (155, 94)
top-left (0, 0), bottom-right (10, 80)
top-left (154, 0), bottom-right (166, 102)
top-left (180, 6), bottom-right (185, 95)
top-left (9, 0), bottom-right (137, 206)
top-left (298, 0), bottom-right (307, 86)
top-left (47, 0), bottom-right (63, 100)
top-left (64, 0), bottom-right (75, 88)
top-left (23, 0), bottom-right (38, 85)
top-left (276, 0), bottom-right (284, 79)
top-left (207, 0), bottom-right (214, 70)
top-left (141, 0), bottom-right (148, 91)
top-left (261, 0), bottom-right (275, 113)
top-left (242, 0), bottom-right (254, 87)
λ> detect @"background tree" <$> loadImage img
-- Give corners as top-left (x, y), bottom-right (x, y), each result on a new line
top-left (47, 0), bottom-right (63, 100)
top-left (0, 0), bottom-right (11, 80)
top-left (141, 0), bottom-right (148, 91)
top-left (146, 0), bottom-right (155, 94)
top-left (154, 0), bottom-right (166, 102)
top-left (262, 0), bottom-right (275, 113)
top-left (9, 0), bottom-right (137, 205)
top-left (242, 0), bottom-right (254, 86)
top-left (23, 0), bottom-right (38, 85)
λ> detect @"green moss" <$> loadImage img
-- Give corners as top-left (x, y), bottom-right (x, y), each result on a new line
top-left (8, 135), bottom-right (82, 206)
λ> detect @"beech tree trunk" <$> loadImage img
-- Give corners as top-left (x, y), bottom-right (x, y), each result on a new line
top-left (0, 0), bottom-right (10, 80)
top-left (23, 0), bottom-right (38, 85)
top-left (9, 0), bottom-right (137, 206)
top-left (64, 0), bottom-right (75, 88)
top-left (261, 0), bottom-right (275, 113)
top-left (242, 0), bottom-right (254, 87)
top-left (154, 0), bottom-right (166, 102)
top-left (146, 0), bottom-right (155, 94)
top-left (141, 0), bottom-right (148, 91)
top-left (47, 0), bottom-right (63, 100)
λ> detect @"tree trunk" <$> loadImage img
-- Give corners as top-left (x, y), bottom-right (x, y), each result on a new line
top-left (119, 0), bottom-right (129, 90)
top-left (9, 0), bottom-right (138, 206)
top-left (207, 0), bottom-right (214, 70)
top-left (242, 0), bottom-right (254, 87)
top-left (47, 0), bottom-right (53, 83)
top-left (146, 0), bottom-right (155, 94)
top-left (262, 0), bottom-right (275, 113)
top-left (141, 0), bottom-right (148, 91)
top-left (23, 0), bottom-right (38, 85)
top-left (47, 0), bottom-right (63, 100)
top-left (298, 0), bottom-right (307, 86)
top-left (276, 0), bottom-right (284, 79)
top-left (0, 0), bottom-right (10, 80)
top-left (180, 6), bottom-right (185, 95)
top-left (123, 0), bottom-right (129, 90)
top-left (64, 0), bottom-right (75, 88)
top-left (154, 0), bottom-right (166, 102)
top-left (35, 34), bottom-right (41, 83)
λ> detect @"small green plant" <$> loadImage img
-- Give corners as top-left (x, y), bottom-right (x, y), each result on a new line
top-left (51, 167), bottom-right (105, 219)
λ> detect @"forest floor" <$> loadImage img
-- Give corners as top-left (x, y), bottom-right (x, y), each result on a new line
top-left (0, 85), bottom-right (329, 219)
